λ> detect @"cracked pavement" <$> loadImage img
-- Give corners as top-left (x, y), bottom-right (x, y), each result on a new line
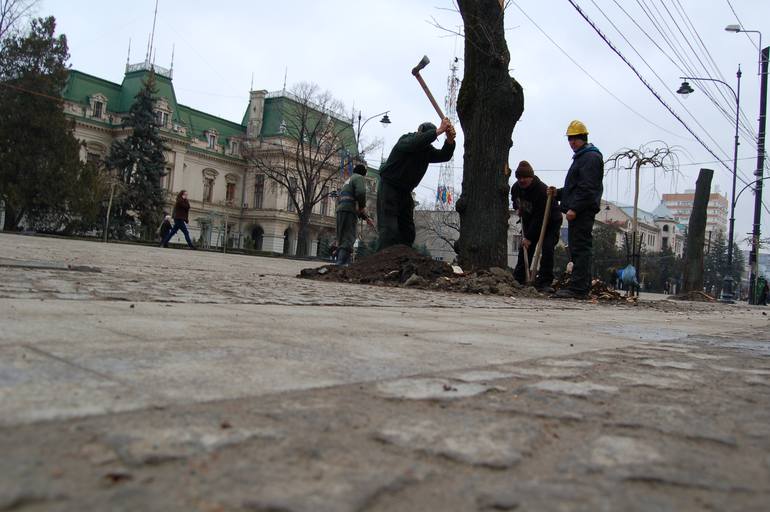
top-left (1, 233), bottom-right (769, 511)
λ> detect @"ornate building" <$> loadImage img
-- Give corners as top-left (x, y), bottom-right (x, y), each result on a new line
top-left (62, 60), bottom-right (369, 255)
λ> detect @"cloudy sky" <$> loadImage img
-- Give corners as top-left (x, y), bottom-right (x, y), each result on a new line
top-left (39, 0), bottom-right (770, 250)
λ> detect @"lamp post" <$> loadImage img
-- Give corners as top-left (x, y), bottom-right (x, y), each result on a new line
top-left (676, 67), bottom-right (742, 302)
top-left (726, 24), bottom-right (768, 304)
top-left (354, 110), bottom-right (391, 160)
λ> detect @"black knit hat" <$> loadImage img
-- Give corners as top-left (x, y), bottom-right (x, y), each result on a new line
top-left (418, 122), bottom-right (436, 133)
top-left (515, 160), bottom-right (535, 179)
top-left (353, 164), bottom-right (367, 176)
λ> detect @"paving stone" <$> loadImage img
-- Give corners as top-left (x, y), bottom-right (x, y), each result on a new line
top-left (104, 424), bottom-right (280, 466)
top-left (375, 413), bottom-right (540, 469)
top-left (609, 372), bottom-right (692, 390)
top-left (374, 378), bottom-right (497, 400)
top-left (527, 380), bottom-right (618, 396)
top-left (483, 388), bottom-right (606, 421)
top-left (499, 366), bottom-right (584, 379)
top-left (588, 435), bottom-right (664, 467)
top-left (235, 460), bottom-right (431, 512)
top-left (710, 366), bottom-right (770, 376)
top-left (447, 370), bottom-right (517, 383)
top-left (638, 359), bottom-right (696, 370)
top-left (607, 403), bottom-right (738, 446)
top-left (541, 359), bottom-right (595, 368)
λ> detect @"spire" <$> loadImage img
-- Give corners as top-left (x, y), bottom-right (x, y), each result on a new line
top-left (250, 72), bottom-right (254, 92)
top-left (282, 67), bottom-right (288, 93)
top-left (125, 38), bottom-right (131, 73)
top-left (169, 43), bottom-right (175, 77)
top-left (147, 0), bottom-right (159, 64)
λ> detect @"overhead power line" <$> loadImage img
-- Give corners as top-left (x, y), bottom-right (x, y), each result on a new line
top-left (566, 0), bottom-right (755, 191)
top-left (510, 1), bottom-right (689, 141)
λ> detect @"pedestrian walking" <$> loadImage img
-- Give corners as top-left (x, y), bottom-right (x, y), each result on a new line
top-left (510, 160), bottom-right (562, 292)
top-left (160, 190), bottom-right (196, 249)
top-left (335, 164), bottom-right (371, 266)
top-left (552, 120), bottom-right (603, 299)
top-left (376, 117), bottom-right (455, 250)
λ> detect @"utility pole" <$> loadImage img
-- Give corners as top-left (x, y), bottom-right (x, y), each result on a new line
top-left (749, 47), bottom-right (768, 304)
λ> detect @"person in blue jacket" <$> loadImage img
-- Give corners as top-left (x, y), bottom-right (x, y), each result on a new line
top-left (553, 120), bottom-right (603, 299)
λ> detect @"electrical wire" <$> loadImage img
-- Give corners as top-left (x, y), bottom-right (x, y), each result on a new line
top-left (510, 1), bottom-right (689, 141)
top-left (725, 0), bottom-right (759, 51)
top-left (567, 0), bottom-right (755, 191)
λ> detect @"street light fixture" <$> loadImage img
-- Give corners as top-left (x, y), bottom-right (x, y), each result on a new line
top-left (726, 24), bottom-right (768, 304)
top-left (675, 68), bottom-right (742, 302)
top-left (355, 110), bottom-right (391, 159)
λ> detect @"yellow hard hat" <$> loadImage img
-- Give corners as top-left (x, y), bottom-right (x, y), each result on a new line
top-left (565, 120), bottom-right (588, 136)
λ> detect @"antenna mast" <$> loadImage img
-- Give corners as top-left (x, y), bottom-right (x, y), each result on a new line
top-left (435, 55), bottom-right (460, 210)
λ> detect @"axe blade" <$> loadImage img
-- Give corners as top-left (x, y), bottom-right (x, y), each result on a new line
top-left (411, 55), bottom-right (430, 76)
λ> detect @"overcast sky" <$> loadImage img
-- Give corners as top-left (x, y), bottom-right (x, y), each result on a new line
top-left (39, 0), bottom-right (770, 250)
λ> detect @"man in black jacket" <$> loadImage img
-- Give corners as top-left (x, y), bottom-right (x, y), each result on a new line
top-left (510, 160), bottom-right (562, 292)
top-left (554, 120), bottom-right (604, 299)
top-left (377, 117), bottom-right (455, 250)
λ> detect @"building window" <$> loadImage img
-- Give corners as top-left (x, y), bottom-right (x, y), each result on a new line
top-left (321, 186), bottom-right (329, 216)
top-left (86, 152), bottom-right (101, 165)
top-left (203, 177), bottom-right (214, 202)
top-left (253, 174), bottom-right (264, 209)
top-left (155, 111), bottom-right (169, 127)
top-left (287, 177), bottom-right (297, 212)
top-left (230, 140), bottom-right (239, 155)
top-left (162, 167), bottom-right (171, 190)
top-left (93, 101), bottom-right (103, 119)
top-left (662, 237), bottom-right (669, 249)
top-left (207, 132), bottom-right (217, 149)
top-left (226, 182), bottom-right (236, 203)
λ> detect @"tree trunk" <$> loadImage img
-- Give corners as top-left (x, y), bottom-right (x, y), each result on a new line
top-left (296, 210), bottom-right (313, 257)
top-left (455, 0), bottom-right (524, 270)
top-left (683, 168), bottom-right (713, 293)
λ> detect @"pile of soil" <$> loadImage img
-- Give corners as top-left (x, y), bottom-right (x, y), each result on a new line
top-left (673, 290), bottom-right (717, 302)
top-left (299, 245), bottom-right (541, 297)
top-left (555, 273), bottom-right (631, 303)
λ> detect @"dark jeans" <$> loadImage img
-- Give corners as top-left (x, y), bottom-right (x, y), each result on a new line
top-left (336, 210), bottom-right (358, 251)
top-left (161, 219), bottom-right (195, 248)
top-left (377, 180), bottom-right (415, 250)
top-left (514, 220), bottom-right (562, 285)
top-left (567, 212), bottom-right (596, 293)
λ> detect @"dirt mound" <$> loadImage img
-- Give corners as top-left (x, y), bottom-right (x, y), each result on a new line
top-left (673, 290), bottom-right (717, 302)
top-left (555, 273), bottom-right (631, 303)
top-left (300, 245), bottom-right (453, 284)
top-left (299, 245), bottom-right (543, 297)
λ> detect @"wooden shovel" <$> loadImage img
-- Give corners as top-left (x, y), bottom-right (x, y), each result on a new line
top-left (528, 188), bottom-right (555, 282)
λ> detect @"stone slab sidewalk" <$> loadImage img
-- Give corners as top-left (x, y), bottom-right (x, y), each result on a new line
top-left (0, 233), bottom-right (768, 511)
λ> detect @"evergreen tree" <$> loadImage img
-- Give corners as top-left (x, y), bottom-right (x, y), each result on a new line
top-left (105, 72), bottom-right (167, 239)
top-left (0, 16), bottom-right (84, 230)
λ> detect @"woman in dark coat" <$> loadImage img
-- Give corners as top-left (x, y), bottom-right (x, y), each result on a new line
top-left (160, 190), bottom-right (196, 249)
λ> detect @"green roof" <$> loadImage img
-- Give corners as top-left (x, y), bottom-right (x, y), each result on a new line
top-left (63, 68), bottom-right (359, 151)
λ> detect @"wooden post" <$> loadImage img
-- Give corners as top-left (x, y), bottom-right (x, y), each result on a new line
top-left (682, 168), bottom-right (714, 293)
top-left (103, 181), bottom-right (116, 243)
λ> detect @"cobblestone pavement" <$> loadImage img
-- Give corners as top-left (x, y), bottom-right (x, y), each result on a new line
top-left (1, 234), bottom-right (769, 511)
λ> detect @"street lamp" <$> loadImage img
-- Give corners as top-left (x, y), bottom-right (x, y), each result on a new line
top-left (354, 110), bottom-right (391, 160)
top-left (726, 24), bottom-right (768, 304)
top-left (676, 67), bottom-right (742, 302)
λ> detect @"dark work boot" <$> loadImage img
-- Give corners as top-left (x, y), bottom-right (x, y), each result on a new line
top-left (336, 248), bottom-right (350, 267)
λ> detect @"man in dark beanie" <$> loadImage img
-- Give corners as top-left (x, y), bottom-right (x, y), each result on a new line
top-left (377, 117), bottom-right (455, 250)
top-left (335, 163), bottom-right (371, 266)
top-left (510, 160), bottom-right (562, 292)
top-left (553, 120), bottom-right (603, 299)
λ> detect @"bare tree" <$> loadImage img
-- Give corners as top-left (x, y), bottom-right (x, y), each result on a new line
top-left (605, 141), bottom-right (680, 270)
top-left (0, 0), bottom-right (37, 40)
top-left (415, 206), bottom-right (461, 257)
top-left (455, 0), bottom-right (524, 270)
top-left (242, 82), bottom-right (356, 256)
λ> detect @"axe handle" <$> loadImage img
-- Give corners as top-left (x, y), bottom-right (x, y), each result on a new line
top-left (414, 72), bottom-right (445, 119)
top-left (522, 243), bottom-right (532, 284)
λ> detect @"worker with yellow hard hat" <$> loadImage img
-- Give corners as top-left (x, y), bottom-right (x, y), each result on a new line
top-left (552, 119), bottom-right (604, 299)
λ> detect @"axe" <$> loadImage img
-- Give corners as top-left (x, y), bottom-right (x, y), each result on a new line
top-left (411, 55), bottom-right (445, 119)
